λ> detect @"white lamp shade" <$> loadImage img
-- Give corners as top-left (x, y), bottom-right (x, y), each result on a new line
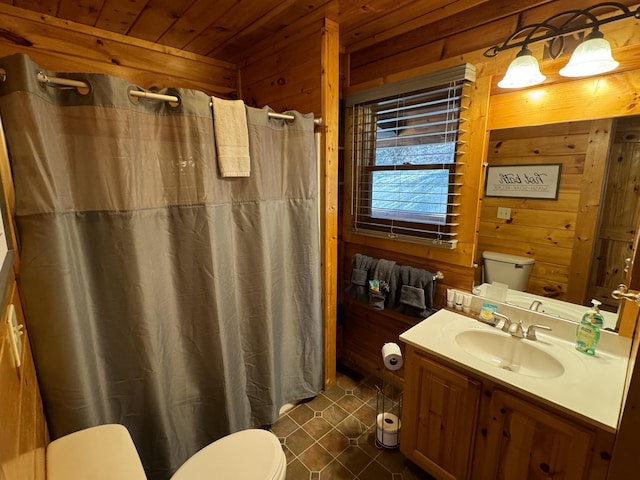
top-left (497, 54), bottom-right (546, 89)
top-left (559, 36), bottom-right (619, 77)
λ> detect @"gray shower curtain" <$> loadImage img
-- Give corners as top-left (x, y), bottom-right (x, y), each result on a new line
top-left (0, 54), bottom-right (322, 479)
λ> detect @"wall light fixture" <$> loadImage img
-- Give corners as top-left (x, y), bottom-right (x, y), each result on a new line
top-left (485, 2), bottom-right (639, 89)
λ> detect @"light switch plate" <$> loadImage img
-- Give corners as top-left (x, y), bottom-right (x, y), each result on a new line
top-left (497, 207), bottom-right (511, 219)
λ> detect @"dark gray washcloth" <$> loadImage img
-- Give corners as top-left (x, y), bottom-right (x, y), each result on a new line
top-left (369, 259), bottom-right (396, 310)
top-left (351, 269), bottom-right (368, 286)
top-left (400, 285), bottom-right (426, 309)
top-left (346, 254), bottom-right (378, 303)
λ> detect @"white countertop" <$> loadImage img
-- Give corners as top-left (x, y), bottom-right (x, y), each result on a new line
top-left (399, 308), bottom-right (631, 433)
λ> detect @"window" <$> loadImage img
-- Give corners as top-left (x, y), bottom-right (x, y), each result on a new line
top-left (346, 64), bottom-right (475, 248)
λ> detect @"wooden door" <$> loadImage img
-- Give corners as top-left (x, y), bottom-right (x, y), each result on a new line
top-left (478, 390), bottom-right (596, 480)
top-left (588, 116), bottom-right (640, 311)
top-left (400, 345), bottom-right (481, 480)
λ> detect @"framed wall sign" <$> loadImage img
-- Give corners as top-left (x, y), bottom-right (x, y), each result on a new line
top-left (484, 163), bottom-right (562, 199)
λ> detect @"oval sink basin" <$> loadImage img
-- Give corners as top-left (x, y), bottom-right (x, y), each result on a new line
top-left (455, 330), bottom-right (564, 379)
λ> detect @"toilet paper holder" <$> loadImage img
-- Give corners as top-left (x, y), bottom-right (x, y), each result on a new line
top-left (376, 342), bottom-right (403, 449)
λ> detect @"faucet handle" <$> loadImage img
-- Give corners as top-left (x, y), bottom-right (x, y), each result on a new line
top-left (525, 324), bottom-right (552, 340)
top-left (507, 320), bottom-right (525, 338)
top-left (492, 312), bottom-right (511, 332)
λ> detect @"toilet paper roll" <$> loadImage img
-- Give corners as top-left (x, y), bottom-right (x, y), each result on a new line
top-left (381, 342), bottom-right (403, 371)
top-left (376, 413), bottom-right (401, 448)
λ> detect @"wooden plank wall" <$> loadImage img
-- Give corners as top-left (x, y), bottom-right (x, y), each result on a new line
top-left (0, 4), bottom-right (238, 97)
top-left (239, 13), bottom-right (326, 114)
top-left (478, 121), bottom-right (610, 304)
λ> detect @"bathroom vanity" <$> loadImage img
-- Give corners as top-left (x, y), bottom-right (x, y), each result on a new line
top-left (399, 308), bottom-right (630, 480)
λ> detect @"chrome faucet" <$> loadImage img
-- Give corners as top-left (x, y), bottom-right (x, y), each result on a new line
top-left (492, 312), bottom-right (525, 338)
top-left (491, 310), bottom-right (551, 339)
top-left (529, 300), bottom-right (543, 312)
top-left (507, 320), bottom-right (525, 338)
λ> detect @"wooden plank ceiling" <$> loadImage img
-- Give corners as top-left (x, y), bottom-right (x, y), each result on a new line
top-left (5, 0), bottom-right (639, 64)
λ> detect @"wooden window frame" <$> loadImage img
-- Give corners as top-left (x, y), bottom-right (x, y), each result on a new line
top-left (346, 65), bottom-right (475, 248)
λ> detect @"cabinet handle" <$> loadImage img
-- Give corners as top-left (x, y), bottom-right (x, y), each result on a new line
top-left (539, 463), bottom-right (550, 473)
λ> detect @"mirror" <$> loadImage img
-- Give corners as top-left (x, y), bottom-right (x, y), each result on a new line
top-left (473, 283), bottom-right (619, 330)
top-left (477, 115), bottom-right (640, 331)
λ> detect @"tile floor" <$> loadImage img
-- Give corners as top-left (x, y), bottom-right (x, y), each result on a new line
top-left (269, 365), bottom-right (435, 479)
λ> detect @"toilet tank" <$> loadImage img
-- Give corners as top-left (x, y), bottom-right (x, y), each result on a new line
top-left (482, 251), bottom-right (535, 292)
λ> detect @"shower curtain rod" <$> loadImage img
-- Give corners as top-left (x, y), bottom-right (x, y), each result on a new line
top-left (18, 70), bottom-right (322, 125)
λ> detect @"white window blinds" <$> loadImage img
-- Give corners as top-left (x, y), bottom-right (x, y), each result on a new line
top-left (346, 64), bottom-right (476, 249)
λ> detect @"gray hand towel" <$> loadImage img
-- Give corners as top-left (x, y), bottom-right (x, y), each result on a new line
top-left (369, 259), bottom-right (396, 310)
top-left (396, 266), bottom-right (435, 317)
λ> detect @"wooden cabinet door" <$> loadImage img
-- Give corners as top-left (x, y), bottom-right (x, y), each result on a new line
top-left (401, 345), bottom-right (481, 480)
top-left (478, 390), bottom-right (595, 480)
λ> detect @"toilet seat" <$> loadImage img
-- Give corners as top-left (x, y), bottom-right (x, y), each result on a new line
top-left (47, 424), bottom-right (147, 480)
top-left (170, 429), bottom-right (286, 480)
top-left (46, 424), bottom-right (285, 480)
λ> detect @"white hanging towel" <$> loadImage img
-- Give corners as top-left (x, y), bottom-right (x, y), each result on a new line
top-left (211, 96), bottom-right (251, 177)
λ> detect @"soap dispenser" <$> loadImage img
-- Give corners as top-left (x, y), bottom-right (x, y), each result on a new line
top-left (590, 299), bottom-right (605, 328)
top-left (575, 299), bottom-right (603, 356)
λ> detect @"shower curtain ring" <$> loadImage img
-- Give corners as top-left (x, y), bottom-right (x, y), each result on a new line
top-left (36, 71), bottom-right (48, 85)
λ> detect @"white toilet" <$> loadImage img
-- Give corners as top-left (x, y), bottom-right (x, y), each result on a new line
top-left (482, 250), bottom-right (535, 291)
top-left (171, 428), bottom-right (286, 480)
top-left (46, 424), bottom-right (286, 480)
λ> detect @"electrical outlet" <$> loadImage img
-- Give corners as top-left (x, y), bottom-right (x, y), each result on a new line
top-left (497, 207), bottom-right (511, 219)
